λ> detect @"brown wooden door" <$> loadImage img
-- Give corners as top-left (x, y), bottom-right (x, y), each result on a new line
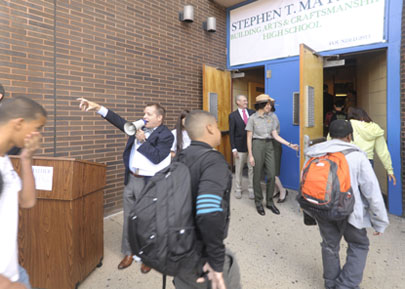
top-left (202, 64), bottom-right (232, 165)
top-left (248, 82), bottom-right (264, 110)
top-left (299, 44), bottom-right (324, 169)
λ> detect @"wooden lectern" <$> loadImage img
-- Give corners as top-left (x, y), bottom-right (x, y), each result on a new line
top-left (10, 156), bottom-right (106, 289)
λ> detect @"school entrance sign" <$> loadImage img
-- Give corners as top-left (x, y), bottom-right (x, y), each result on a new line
top-left (229, 0), bottom-right (386, 66)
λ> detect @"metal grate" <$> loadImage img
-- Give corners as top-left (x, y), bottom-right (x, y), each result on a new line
top-left (306, 86), bottom-right (315, 127)
top-left (208, 92), bottom-right (218, 120)
top-left (292, 92), bottom-right (299, 125)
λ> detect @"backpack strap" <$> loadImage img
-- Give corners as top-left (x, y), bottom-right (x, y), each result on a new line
top-left (189, 148), bottom-right (215, 169)
top-left (340, 148), bottom-right (358, 156)
top-left (162, 274), bottom-right (166, 289)
top-left (177, 148), bottom-right (214, 169)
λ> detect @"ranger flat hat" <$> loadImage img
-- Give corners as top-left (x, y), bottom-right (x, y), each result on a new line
top-left (255, 94), bottom-right (274, 103)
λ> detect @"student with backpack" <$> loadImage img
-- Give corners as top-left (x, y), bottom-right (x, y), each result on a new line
top-left (127, 110), bottom-right (240, 289)
top-left (298, 120), bottom-right (389, 289)
top-left (0, 97), bottom-right (47, 289)
top-left (174, 110), bottom-right (241, 289)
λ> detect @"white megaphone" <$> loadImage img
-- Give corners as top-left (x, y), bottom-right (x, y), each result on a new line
top-left (124, 119), bottom-right (147, 136)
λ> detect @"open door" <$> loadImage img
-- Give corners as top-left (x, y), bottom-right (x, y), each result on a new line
top-left (299, 44), bottom-right (324, 169)
top-left (202, 64), bottom-right (232, 165)
top-left (248, 82), bottom-right (264, 110)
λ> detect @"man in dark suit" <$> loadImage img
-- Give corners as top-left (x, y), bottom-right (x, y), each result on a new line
top-left (78, 98), bottom-right (173, 271)
top-left (229, 95), bottom-right (255, 199)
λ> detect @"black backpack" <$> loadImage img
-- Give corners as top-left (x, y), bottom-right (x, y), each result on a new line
top-left (127, 149), bottom-right (211, 277)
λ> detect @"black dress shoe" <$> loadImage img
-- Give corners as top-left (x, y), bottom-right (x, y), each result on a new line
top-left (256, 205), bottom-right (265, 216)
top-left (277, 190), bottom-right (289, 203)
top-left (266, 204), bottom-right (280, 215)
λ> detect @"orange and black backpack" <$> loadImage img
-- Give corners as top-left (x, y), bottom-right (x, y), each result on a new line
top-left (297, 149), bottom-right (356, 221)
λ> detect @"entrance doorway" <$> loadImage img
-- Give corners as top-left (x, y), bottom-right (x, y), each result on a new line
top-left (231, 67), bottom-right (265, 110)
top-left (202, 65), bottom-right (264, 167)
top-left (323, 49), bottom-right (388, 194)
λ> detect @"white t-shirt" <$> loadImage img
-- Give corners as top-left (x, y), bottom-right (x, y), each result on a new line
top-left (171, 129), bottom-right (191, 152)
top-left (0, 155), bottom-right (22, 281)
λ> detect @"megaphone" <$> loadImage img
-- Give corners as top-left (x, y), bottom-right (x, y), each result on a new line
top-left (124, 119), bottom-right (147, 136)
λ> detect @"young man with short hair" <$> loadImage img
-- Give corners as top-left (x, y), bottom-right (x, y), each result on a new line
top-left (174, 110), bottom-right (241, 289)
top-left (0, 97), bottom-right (47, 289)
top-left (304, 120), bottom-right (389, 289)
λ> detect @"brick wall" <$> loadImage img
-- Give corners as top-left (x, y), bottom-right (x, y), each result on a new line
top-left (401, 0), bottom-right (405, 216)
top-left (0, 0), bottom-right (227, 215)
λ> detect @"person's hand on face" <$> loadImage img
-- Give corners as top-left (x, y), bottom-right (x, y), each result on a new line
top-left (20, 132), bottom-right (41, 159)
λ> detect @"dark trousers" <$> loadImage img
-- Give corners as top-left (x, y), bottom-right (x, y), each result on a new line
top-left (173, 250), bottom-right (241, 289)
top-left (315, 217), bottom-right (370, 289)
top-left (122, 175), bottom-right (146, 255)
top-left (252, 139), bottom-right (275, 206)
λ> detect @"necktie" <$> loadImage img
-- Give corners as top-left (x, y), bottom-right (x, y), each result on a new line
top-left (143, 127), bottom-right (154, 134)
top-left (242, 109), bottom-right (248, 125)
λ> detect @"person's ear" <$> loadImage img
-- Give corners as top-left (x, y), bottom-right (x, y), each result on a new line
top-left (157, 114), bottom-right (163, 123)
top-left (11, 118), bottom-right (24, 130)
top-left (206, 123), bottom-right (215, 135)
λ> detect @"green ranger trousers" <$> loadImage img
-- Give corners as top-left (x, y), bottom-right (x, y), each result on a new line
top-left (252, 139), bottom-right (276, 206)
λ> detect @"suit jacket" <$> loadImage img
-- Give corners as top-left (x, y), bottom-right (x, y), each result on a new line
top-left (229, 108), bottom-right (255, 153)
top-left (104, 109), bottom-right (174, 185)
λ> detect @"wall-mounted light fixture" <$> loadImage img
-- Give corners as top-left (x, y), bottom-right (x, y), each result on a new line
top-left (179, 5), bottom-right (194, 23)
top-left (203, 17), bottom-right (216, 32)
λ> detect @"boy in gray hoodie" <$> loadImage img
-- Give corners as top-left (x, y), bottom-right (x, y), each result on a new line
top-left (304, 120), bottom-right (389, 289)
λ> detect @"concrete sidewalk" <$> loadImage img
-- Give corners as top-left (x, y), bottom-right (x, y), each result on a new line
top-left (78, 188), bottom-right (405, 289)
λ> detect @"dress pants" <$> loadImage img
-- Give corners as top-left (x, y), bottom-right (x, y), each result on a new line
top-left (315, 217), bottom-right (370, 289)
top-left (233, 151), bottom-right (253, 194)
top-left (121, 174), bottom-right (146, 256)
top-left (173, 249), bottom-right (241, 289)
top-left (252, 139), bottom-right (276, 206)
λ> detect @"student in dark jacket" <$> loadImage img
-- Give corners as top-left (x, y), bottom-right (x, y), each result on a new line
top-left (229, 95), bottom-right (255, 199)
top-left (78, 98), bottom-right (173, 273)
top-left (174, 110), bottom-right (241, 289)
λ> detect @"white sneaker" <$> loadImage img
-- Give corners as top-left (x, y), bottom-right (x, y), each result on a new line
top-left (248, 190), bottom-right (255, 199)
top-left (234, 191), bottom-right (242, 199)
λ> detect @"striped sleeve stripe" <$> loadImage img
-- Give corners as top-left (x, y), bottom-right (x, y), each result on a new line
top-left (196, 199), bottom-right (221, 205)
top-left (196, 194), bottom-right (223, 215)
top-left (196, 204), bottom-right (221, 209)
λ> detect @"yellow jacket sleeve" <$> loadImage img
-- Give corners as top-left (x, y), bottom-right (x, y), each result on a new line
top-left (374, 135), bottom-right (394, 175)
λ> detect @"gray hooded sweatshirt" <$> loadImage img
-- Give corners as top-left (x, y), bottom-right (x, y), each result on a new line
top-left (304, 139), bottom-right (389, 233)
